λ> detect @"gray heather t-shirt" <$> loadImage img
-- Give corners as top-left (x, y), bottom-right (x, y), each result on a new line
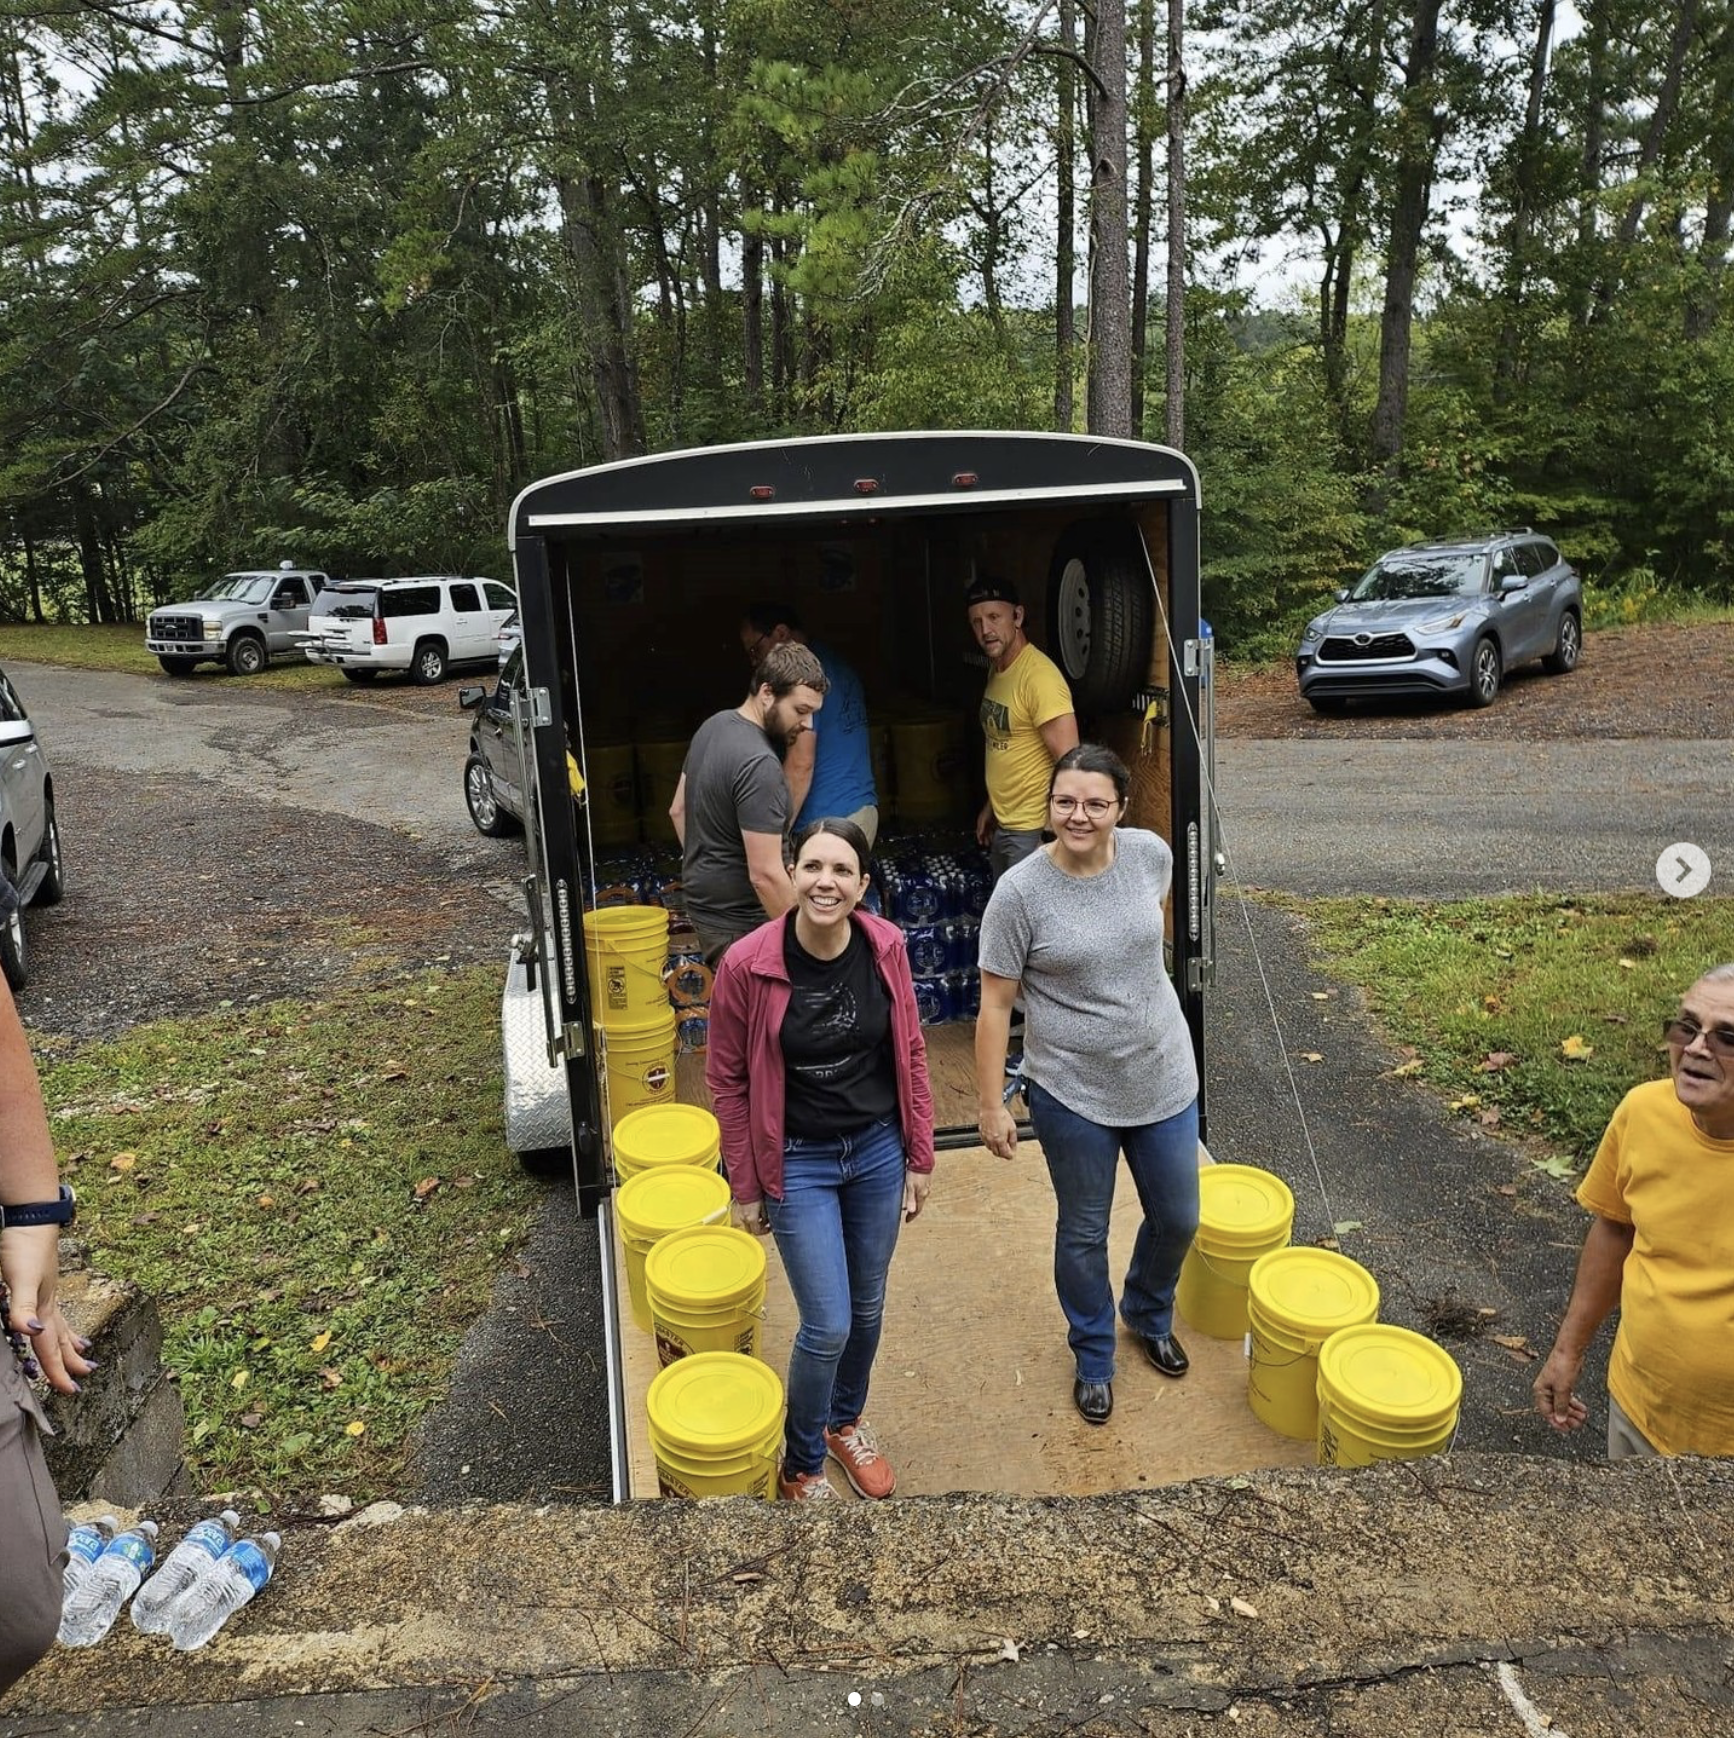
top-left (978, 828), bottom-right (1199, 1126)
top-left (680, 709), bottom-right (789, 936)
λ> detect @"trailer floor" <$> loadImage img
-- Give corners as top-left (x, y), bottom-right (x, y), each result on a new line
top-left (618, 1131), bottom-right (1315, 1499)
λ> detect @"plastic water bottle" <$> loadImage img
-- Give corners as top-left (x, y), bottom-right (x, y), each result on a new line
top-left (130, 1509), bottom-right (241, 1635)
top-left (168, 1532), bottom-right (281, 1651)
top-left (58, 1516), bottom-right (119, 1609)
top-left (57, 1521), bottom-right (159, 1647)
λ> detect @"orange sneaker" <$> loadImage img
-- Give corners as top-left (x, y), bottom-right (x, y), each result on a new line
top-left (824, 1419), bottom-right (897, 1499)
top-left (777, 1467), bottom-right (838, 1502)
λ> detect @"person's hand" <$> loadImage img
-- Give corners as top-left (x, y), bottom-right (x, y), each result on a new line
top-left (731, 1197), bottom-right (770, 1237)
top-left (1533, 1345), bottom-right (1588, 1433)
top-left (977, 1102), bottom-right (1019, 1161)
top-left (2, 1224), bottom-right (95, 1395)
top-left (975, 801), bottom-right (995, 849)
top-left (902, 1171), bottom-right (931, 1222)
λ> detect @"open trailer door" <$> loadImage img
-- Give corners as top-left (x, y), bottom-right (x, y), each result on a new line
top-left (505, 431), bottom-right (1219, 1500)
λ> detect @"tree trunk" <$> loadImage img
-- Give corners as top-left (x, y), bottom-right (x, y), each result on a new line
top-left (1572, 0), bottom-right (1608, 325)
top-left (1055, 0), bottom-right (1077, 431)
top-left (1685, 16), bottom-right (1734, 339)
top-left (743, 195), bottom-right (765, 406)
top-left (1130, 0), bottom-right (1155, 436)
top-left (24, 536), bottom-right (42, 625)
top-left (556, 168), bottom-right (646, 461)
top-left (1494, 0), bottom-right (1555, 399)
top-left (72, 481), bottom-right (108, 624)
top-left (1593, 0), bottom-right (1701, 313)
top-left (1368, 0), bottom-right (1446, 478)
top-left (1086, 0), bottom-right (1132, 437)
top-left (1163, 0), bottom-right (1185, 448)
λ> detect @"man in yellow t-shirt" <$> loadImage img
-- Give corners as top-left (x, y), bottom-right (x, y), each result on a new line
top-left (1534, 964), bottom-right (1734, 1457)
top-left (965, 577), bottom-right (1079, 882)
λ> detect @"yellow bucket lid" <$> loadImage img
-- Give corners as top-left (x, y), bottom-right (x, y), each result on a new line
top-left (644, 1224), bottom-right (767, 1307)
top-left (1318, 1324), bottom-right (1463, 1425)
top-left (585, 905), bottom-right (669, 939)
top-left (646, 1351), bottom-right (784, 1451)
top-left (1248, 1247), bottom-right (1380, 1336)
top-left (614, 1102), bottom-right (718, 1169)
top-left (1196, 1165), bottom-right (1295, 1248)
top-left (617, 1166), bottom-right (731, 1240)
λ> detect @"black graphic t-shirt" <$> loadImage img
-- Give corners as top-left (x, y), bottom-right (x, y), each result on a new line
top-left (780, 917), bottom-right (898, 1139)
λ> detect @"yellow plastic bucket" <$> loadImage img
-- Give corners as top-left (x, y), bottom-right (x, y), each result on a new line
top-left (1175, 1165), bottom-right (1296, 1340)
top-left (599, 1009), bottom-right (677, 1127)
top-left (1316, 1324), bottom-right (1462, 1468)
top-left (646, 1351), bottom-right (784, 1499)
top-left (636, 740), bottom-right (689, 844)
top-left (1246, 1248), bottom-right (1380, 1441)
top-left (585, 905), bottom-right (670, 1022)
top-left (616, 1166), bottom-right (733, 1332)
top-left (612, 1102), bottom-right (720, 1185)
top-left (645, 1224), bottom-right (768, 1368)
top-left (585, 744), bottom-right (640, 846)
top-left (888, 717), bottom-right (971, 822)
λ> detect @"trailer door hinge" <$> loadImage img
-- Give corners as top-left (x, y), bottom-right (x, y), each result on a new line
top-left (525, 685), bottom-right (553, 728)
top-left (561, 1021), bottom-right (587, 1060)
top-left (1182, 639), bottom-right (1204, 678)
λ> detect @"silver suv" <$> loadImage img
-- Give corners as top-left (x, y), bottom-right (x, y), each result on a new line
top-left (301, 576), bottom-right (517, 685)
top-left (145, 568), bottom-right (328, 677)
top-left (0, 665), bottom-right (64, 990)
top-left (1295, 532), bottom-right (1583, 712)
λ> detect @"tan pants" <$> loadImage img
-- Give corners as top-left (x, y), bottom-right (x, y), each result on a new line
top-left (1607, 1393), bottom-right (1662, 1461)
top-left (0, 1350), bottom-right (64, 1695)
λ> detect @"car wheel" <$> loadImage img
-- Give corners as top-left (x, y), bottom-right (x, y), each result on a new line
top-left (410, 640), bottom-right (448, 685)
top-left (1045, 522), bottom-right (1156, 715)
top-left (0, 870), bottom-right (25, 993)
top-left (1542, 610), bottom-right (1581, 675)
top-left (158, 656), bottom-right (198, 677)
top-left (226, 634), bottom-right (267, 677)
top-left (34, 802), bottom-right (64, 907)
top-left (465, 754), bottom-right (520, 837)
top-left (1467, 637), bottom-right (1502, 708)
top-left (341, 669), bottom-right (379, 685)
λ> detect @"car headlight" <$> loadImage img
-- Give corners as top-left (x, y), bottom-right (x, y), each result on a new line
top-left (1299, 620), bottom-right (1326, 644)
top-left (203, 619), bottom-right (223, 638)
top-left (1413, 611), bottom-right (1467, 633)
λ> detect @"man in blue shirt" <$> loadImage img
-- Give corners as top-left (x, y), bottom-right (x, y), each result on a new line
top-left (739, 602), bottom-right (878, 845)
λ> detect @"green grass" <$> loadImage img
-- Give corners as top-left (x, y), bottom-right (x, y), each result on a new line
top-left (1282, 892), bottom-right (1734, 1174)
top-left (0, 622), bottom-right (344, 692)
top-left (43, 966), bottom-right (540, 1504)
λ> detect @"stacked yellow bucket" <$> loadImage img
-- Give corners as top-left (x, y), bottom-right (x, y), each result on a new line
top-left (584, 905), bottom-right (675, 1127)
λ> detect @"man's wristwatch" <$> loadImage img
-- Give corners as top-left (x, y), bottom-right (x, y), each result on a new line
top-left (0, 1184), bottom-right (76, 1231)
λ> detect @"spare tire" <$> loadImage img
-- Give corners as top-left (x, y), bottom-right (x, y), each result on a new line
top-left (1046, 522), bottom-right (1156, 714)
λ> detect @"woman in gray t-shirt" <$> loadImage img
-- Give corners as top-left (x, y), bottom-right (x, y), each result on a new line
top-left (974, 744), bottom-right (1200, 1426)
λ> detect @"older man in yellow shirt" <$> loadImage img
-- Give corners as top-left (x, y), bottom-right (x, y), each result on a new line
top-left (1534, 963), bottom-right (1734, 1457)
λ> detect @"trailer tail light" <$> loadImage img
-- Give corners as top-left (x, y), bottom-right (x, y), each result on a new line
top-left (952, 472), bottom-right (979, 489)
top-left (854, 478), bottom-right (880, 495)
top-left (372, 615), bottom-right (388, 645)
top-left (749, 485), bottom-right (775, 501)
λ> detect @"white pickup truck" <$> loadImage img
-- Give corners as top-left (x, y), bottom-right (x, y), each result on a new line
top-left (145, 567), bottom-right (328, 676)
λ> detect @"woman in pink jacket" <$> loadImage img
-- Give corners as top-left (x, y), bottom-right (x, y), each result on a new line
top-left (707, 817), bottom-right (934, 1502)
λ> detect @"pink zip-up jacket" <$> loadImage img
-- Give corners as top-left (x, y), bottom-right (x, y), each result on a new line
top-left (706, 910), bottom-right (935, 1202)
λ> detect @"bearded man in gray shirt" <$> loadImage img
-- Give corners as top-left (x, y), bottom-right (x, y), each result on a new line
top-left (671, 640), bottom-right (829, 967)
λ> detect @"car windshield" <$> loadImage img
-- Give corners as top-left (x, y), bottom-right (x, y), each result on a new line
top-left (193, 573), bottom-right (274, 604)
top-left (1349, 552), bottom-right (1487, 602)
top-left (310, 587), bottom-right (380, 620)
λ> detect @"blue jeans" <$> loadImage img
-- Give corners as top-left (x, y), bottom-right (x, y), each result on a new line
top-left (765, 1117), bottom-right (907, 1476)
top-left (1025, 1081), bottom-right (1200, 1383)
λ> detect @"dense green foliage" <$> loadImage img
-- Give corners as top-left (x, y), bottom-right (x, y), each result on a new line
top-left (1, 0), bottom-right (1729, 646)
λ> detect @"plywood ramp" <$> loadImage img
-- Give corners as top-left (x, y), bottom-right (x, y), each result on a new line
top-left (619, 1134), bottom-right (1317, 1500)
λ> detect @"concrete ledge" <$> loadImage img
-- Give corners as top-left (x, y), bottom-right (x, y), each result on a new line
top-left (41, 1258), bottom-right (188, 1504)
top-left (5, 1453), bottom-right (1732, 1734)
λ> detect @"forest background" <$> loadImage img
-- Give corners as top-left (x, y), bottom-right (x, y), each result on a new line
top-left (1, 0), bottom-right (1730, 654)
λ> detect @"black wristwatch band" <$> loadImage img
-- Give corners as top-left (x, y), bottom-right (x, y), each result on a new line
top-left (0, 1184), bottom-right (76, 1231)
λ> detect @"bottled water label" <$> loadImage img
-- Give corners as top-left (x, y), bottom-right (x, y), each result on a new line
top-left (177, 1518), bottom-right (233, 1558)
top-left (104, 1534), bottom-right (155, 1575)
top-left (66, 1526), bottom-right (110, 1566)
top-left (225, 1540), bottom-right (274, 1592)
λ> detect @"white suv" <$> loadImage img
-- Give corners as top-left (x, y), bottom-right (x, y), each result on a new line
top-left (302, 576), bottom-right (518, 685)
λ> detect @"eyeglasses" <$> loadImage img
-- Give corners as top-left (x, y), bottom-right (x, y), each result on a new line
top-left (1662, 1016), bottom-right (1734, 1058)
top-left (743, 631), bottom-right (774, 664)
top-left (1050, 795), bottom-right (1117, 819)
